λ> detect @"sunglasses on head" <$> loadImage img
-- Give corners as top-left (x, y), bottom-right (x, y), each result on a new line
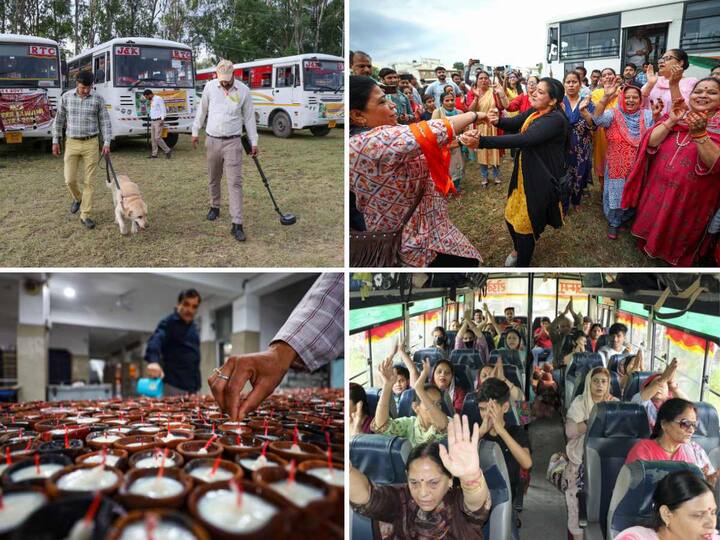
top-left (673, 419), bottom-right (698, 431)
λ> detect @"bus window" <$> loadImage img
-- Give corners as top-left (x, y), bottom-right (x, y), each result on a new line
top-left (303, 59), bottom-right (343, 92)
top-left (113, 45), bottom-right (193, 88)
top-left (349, 331), bottom-right (371, 387)
top-left (369, 320), bottom-right (403, 381)
top-left (423, 308), bottom-right (443, 346)
top-left (653, 322), bottom-right (670, 370)
top-left (93, 55), bottom-right (106, 83)
top-left (239, 68), bottom-right (250, 85)
top-left (664, 326), bottom-right (708, 401)
top-left (0, 43), bottom-right (61, 88)
top-left (705, 342), bottom-right (720, 414)
top-left (275, 66), bottom-right (294, 87)
top-left (250, 65), bottom-right (272, 89)
top-left (408, 313), bottom-right (425, 352)
top-left (532, 278), bottom-right (558, 320)
top-left (481, 277), bottom-right (528, 318)
top-left (68, 56), bottom-right (92, 85)
top-left (558, 279), bottom-right (588, 320)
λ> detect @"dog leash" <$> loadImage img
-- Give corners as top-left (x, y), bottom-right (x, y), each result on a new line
top-left (99, 153), bottom-right (122, 191)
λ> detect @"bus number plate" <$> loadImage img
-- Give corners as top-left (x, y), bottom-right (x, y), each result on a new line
top-left (161, 128), bottom-right (168, 138)
top-left (5, 132), bottom-right (22, 144)
top-left (327, 121), bottom-right (336, 128)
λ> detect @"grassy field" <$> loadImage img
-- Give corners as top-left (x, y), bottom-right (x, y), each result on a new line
top-left (448, 154), bottom-right (660, 267)
top-left (0, 129), bottom-right (343, 267)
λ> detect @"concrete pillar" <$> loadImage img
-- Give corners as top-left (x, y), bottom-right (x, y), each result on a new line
top-left (198, 305), bottom-right (217, 395)
top-left (231, 293), bottom-right (261, 355)
top-left (17, 281), bottom-right (50, 402)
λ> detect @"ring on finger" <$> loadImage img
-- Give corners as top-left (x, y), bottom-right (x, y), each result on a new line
top-left (212, 367), bottom-right (230, 381)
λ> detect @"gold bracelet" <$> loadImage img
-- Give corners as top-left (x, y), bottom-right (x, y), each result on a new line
top-left (694, 136), bottom-right (710, 145)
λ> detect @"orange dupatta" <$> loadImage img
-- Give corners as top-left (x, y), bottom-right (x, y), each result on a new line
top-left (409, 119), bottom-right (456, 196)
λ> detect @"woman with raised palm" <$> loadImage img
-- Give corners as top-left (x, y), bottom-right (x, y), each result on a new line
top-left (350, 414), bottom-right (492, 538)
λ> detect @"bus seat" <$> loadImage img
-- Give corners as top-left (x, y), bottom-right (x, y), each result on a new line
top-left (606, 460), bottom-right (703, 539)
top-left (500, 364), bottom-right (524, 393)
top-left (449, 349), bottom-right (484, 370)
top-left (582, 402), bottom-right (651, 540)
top-left (610, 371), bottom-right (621, 399)
top-left (412, 348), bottom-right (446, 365)
top-left (564, 353), bottom-right (604, 409)
top-left (478, 439), bottom-right (514, 540)
top-left (621, 371), bottom-right (654, 402)
top-left (446, 331), bottom-right (457, 350)
top-left (693, 402), bottom-right (720, 470)
top-left (397, 388), bottom-right (453, 418)
top-left (454, 367), bottom-right (474, 394)
top-left (350, 434), bottom-right (411, 540)
top-left (365, 387), bottom-right (397, 419)
top-left (488, 349), bottom-right (524, 381)
top-left (607, 353), bottom-right (628, 373)
top-left (462, 391), bottom-right (519, 429)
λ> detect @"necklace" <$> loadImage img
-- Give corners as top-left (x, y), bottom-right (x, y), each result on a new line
top-left (657, 439), bottom-right (677, 455)
top-left (669, 130), bottom-right (692, 166)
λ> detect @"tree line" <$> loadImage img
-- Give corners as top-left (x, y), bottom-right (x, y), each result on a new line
top-left (0, 0), bottom-right (343, 63)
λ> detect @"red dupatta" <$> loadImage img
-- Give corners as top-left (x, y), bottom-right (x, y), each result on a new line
top-left (409, 119), bottom-right (456, 196)
top-left (606, 87), bottom-right (649, 179)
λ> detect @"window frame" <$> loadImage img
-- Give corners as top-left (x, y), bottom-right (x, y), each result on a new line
top-left (559, 12), bottom-right (621, 61)
top-left (681, 0), bottom-right (720, 51)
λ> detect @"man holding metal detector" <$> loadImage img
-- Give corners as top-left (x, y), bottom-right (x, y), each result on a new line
top-left (192, 59), bottom-right (258, 242)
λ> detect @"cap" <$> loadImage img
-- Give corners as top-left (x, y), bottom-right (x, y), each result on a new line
top-left (216, 59), bottom-right (234, 82)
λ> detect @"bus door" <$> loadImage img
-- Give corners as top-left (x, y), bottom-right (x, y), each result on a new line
top-left (273, 63), bottom-right (299, 106)
top-left (92, 51), bottom-right (109, 88)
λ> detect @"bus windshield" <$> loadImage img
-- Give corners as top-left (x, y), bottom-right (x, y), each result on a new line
top-left (0, 43), bottom-right (60, 88)
top-left (303, 59), bottom-right (343, 92)
top-left (114, 45), bottom-right (194, 88)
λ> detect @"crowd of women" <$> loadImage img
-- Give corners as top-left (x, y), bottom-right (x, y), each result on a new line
top-left (348, 302), bottom-right (720, 538)
top-left (349, 49), bottom-right (720, 268)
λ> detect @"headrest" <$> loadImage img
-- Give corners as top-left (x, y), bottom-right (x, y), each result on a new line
top-left (365, 387), bottom-right (381, 416)
top-left (412, 348), bottom-right (447, 365)
top-left (449, 349), bottom-right (482, 368)
top-left (693, 401), bottom-right (720, 438)
top-left (609, 460), bottom-right (703, 537)
top-left (622, 371), bottom-right (655, 401)
top-left (398, 388), bottom-right (454, 418)
top-left (567, 352), bottom-right (603, 377)
top-left (587, 402), bottom-right (651, 439)
top-left (350, 434), bottom-right (411, 484)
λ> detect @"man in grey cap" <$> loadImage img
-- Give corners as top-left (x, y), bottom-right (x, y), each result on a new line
top-left (192, 59), bottom-right (258, 242)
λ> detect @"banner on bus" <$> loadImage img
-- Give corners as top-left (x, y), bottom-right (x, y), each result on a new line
top-left (134, 89), bottom-right (188, 116)
top-left (319, 102), bottom-right (343, 120)
top-left (0, 90), bottom-right (53, 130)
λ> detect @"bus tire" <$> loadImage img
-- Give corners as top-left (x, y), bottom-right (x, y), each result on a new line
top-left (310, 126), bottom-right (331, 137)
top-left (271, 111), bottom-right (293, 138)
top-left (164, 132), bottom-right (179, 148)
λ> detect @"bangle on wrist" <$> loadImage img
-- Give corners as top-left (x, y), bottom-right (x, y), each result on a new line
top-left (460, 471), bottom-right (484, 488)
top-left (691, 131), bottom-right (708, 139)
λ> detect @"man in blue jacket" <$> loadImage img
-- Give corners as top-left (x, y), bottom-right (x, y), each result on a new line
top-left (145, 289), bottom-right (202, 395)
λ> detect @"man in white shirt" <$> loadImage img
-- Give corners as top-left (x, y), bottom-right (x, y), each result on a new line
top-left (192, 59), bottom-right (259, 242)
top-left (143, 89), bottom-right (172, 159)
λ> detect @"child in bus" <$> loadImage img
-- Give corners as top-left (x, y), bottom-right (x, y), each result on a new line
top-left (350, 382), bottom-right (374, 436)
top-left (454, 309), bottom-right (489, 363)
top-left (476, 377), bottom-right (532, 505)
top-left (373, 357), bottom-right (450, 448)
top-left (586, 323), bottom-right (603, 352)
top-left (391, 364), bottom-right (410, 409)
top-left (431, 326), bottom-right (451, 354)
top-left (533, 317), bottom-right (552, 349)
top-left (476, 358), bottom-right (524, 401)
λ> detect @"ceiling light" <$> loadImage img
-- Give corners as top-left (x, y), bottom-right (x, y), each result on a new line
top-left (63, 287), bottom-right (76, 299)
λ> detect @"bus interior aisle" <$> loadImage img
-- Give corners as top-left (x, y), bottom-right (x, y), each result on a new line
top-left (348, 272), bottom-right (720, 540)
top-left (522, 414), bottom-right (568, 539)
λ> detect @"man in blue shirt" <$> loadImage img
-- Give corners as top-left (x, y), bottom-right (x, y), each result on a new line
top-left (145, 289), bottom-right (202, 395)
top-left (424, 66), bottom-right (461, 108)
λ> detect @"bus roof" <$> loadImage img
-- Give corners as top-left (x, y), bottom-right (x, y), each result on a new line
top-left (0, 33), bottom-right (60, 46)
top-left (545, 0), bottom-right (683, 25)
top-left (67, 37), bottom-right (192, 63)
top-left (196, 52), bottom-right (343, 75)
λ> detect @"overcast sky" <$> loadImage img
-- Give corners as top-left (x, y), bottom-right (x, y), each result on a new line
top-left (350, 0), bottom-right (657, 68)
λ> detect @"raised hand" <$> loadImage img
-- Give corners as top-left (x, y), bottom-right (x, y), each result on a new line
top-left (669, 97), bottom-right (688, 123)
top-left (668, 64), bottom-right (683, 85)
top-left (646, 64), bottom-right (658, 86)
top-left (703, 465), bottom-right (718, 488)
top-left (494, 357), bottom-right (505, 381)
top-left (493, 81), bottom-right (506, 97)
top-left (487, 108), bottom-right (499, 126)
top-left (651, 98), bottom-right (664, 121)
top-left (603, 77), bottom-right (621, 101)
top-left (661, 357), bottom-right (678, 383)
top-left (415, 358), bottom-right (431, 388)
top-left (686, 111), bottom-right (708, 135)
top-left (378, 356), bottom-right (397, 386)
top-left (579, 94), bottom-right (591, 112)
top-left (350, 401), bottom-right (365, 436)
top-left (438, 414), bottom-right (481, 481)
top-left (487, 400), bottom-right (506, 433)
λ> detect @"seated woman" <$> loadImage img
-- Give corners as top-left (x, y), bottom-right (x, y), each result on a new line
top-left (349, 75), bottom-right (483, 267)
top-left (454, 309), bottom-right (490, 363)
top-left (586, 323), bottom-right (603, 353)
top-left (432, 359), bottom-right (466, 415)
top-left (350, 415), bottom-right (492, 539)
top-left (615, 470), bottom-right (718, 540)
top-left (631, 358), bottom-right (688, 430)
top-left (626, 398), bottom-right (717, 486)
top-left (350, 382), bottom-right (375, 436)
top-left (564, 367), bottom-right (618, 540)
top-left (622, 77), bottom-right (720, 266)
top-left (373, 357), bottom-right (449, 448)
top-left (617, 350), bottom-right (644, 396)
top-left (561, 330), bottom-right (588, 368)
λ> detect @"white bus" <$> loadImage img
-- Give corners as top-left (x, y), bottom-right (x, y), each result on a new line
top-left (196, 53), bottom-right (344, 138)
top-left (545, 0), bottom-right (720, 80)
top-left (66, 37), bottom-right (196, 148)
top-left (0, 33), bottom-right (62, 145)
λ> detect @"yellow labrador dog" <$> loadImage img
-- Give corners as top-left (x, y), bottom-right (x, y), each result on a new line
top-left (111, 174), bottom-right (148, 234)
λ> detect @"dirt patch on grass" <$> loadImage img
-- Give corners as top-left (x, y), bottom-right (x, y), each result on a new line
top-left (0, 130), bottom-right (343, 267)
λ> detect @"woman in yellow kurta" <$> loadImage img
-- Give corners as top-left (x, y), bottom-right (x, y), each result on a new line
top-left (591, 68), bottom-right (620, 191)
top-left (469, 70), bottom-right (503, 186)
